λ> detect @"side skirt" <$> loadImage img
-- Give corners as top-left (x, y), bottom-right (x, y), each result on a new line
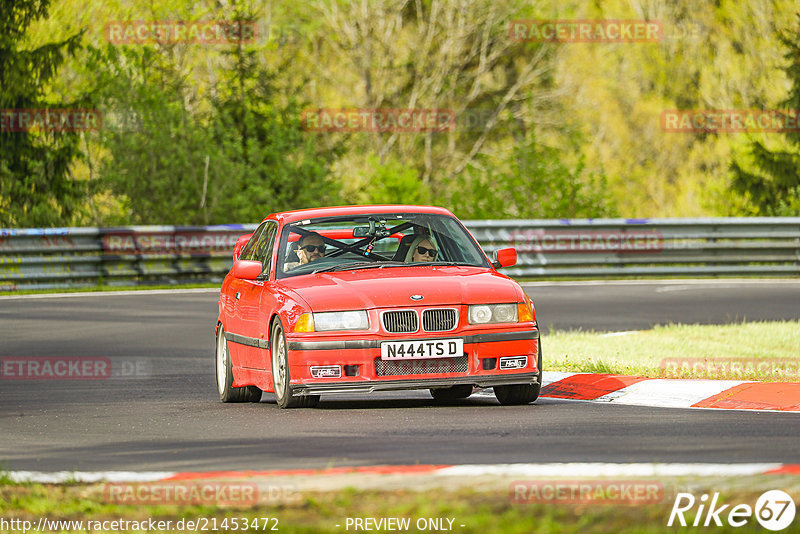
top-left (232, 366), bottom-right (273, 392)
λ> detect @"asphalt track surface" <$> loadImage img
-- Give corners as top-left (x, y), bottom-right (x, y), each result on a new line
top-left (1, 280), bottom-right (799, 472)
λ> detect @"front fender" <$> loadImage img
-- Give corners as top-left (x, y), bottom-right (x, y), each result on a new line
top-left (269, 283), bottom-right (313, 336)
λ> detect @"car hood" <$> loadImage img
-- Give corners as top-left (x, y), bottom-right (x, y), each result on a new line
top-left (277, 266), bottom-right (524, 310)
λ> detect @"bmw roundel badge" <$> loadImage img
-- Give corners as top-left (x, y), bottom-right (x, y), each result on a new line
top-left (410, 294), bottom-right (424, 301)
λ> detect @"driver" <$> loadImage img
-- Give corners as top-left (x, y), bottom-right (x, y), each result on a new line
top-left (285, 232), bottom-right (326, 270)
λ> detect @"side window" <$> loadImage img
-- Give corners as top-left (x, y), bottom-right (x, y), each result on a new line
top-left (254, 222), bottom-right (278, 277)
top-left (239, 222), bottom-right (267, 261)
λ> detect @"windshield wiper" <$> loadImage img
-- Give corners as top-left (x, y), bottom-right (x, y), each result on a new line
top-left (424, 261), bottom-right (476, 267)
top-left (312, 261), bottom-right (407, 274)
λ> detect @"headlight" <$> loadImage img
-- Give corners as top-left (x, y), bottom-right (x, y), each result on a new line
top-left (313, 310), bottom-right (369, 331)
top-left (468, 303), bottom-right (518, 324)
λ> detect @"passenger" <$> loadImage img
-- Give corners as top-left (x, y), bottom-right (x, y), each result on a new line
top-left (405, 235), bottom-right (438, 262)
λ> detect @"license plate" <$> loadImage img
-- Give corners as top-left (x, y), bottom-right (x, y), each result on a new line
top-left (380, 338), bottom-right (463, 360)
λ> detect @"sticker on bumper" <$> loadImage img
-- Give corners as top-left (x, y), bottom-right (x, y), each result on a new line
top-left (310, 365), bottom-right (342, 378)
top-left (499, 356), bottom-right (527, 370)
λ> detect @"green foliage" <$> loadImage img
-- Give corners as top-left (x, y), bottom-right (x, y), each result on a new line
top-left (360, 156), bottom-right (430, 206)
top-left (450, 134), bottom-right (617, 219)
top-left (89, 18), bottom-right (341, 225)
top-left (5, 0), bottom-right (800, 226)
top-left (207, 20), bottom-right (342, 222)
top-left (730, 14), bottom-right (800, 215)
top-left (88, 45), bottom-right (211, 225)
top-left (0, 0), bottom-right (89, 227)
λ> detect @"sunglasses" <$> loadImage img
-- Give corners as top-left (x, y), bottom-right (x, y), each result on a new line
top-left (300, 244), bottom-right (326, 253)
top-left (416, 246), bottom-right (438, 258)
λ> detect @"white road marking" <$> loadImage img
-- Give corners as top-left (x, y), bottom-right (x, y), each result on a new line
top-left (599, 331), bottom-right (639, 337)
top-left (522, 278), bottom-right (800, 288)
top-left (542, 371), bottom-right (578, 386)
top-left (0, 288), bottom-right (219, 300)
top-left (436, 463), bottom-right (784, 477)
top-left (594, 379), bottom-right (748, 408)
top-left (6, 471), bottom-right (176, 483)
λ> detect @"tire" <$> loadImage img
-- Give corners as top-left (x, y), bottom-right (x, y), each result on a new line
top-left (430, 385), bottom-right (474, 403)
top-left (216, 326), bottom-right (262, 403)
top-left (270, 319), bottom-right (320, 409)
top-left (494, 339), bottom-right (543, 406)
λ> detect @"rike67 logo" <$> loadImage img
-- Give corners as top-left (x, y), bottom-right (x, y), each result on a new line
top-left (668, 490), bottom-right (796, 531)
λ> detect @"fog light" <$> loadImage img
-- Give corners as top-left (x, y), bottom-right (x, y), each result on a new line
top-left (310, 365), bottom-right (341, 378)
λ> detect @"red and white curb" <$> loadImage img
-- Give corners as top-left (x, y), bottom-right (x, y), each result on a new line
top-left (6, 463), bottom-right (800, 484)
top-left (531, 371), bottom-right (800, 411)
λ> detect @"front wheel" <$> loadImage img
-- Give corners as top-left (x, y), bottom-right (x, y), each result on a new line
top-left (270, 320), bottom-right (319, 409)
top-left (494, 340), bottom-right (543, 406)
top-left (216, 326), bottom-right (262, 403)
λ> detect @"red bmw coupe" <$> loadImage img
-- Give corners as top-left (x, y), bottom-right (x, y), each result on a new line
top-left (215, 205), bottom-right (541, 408)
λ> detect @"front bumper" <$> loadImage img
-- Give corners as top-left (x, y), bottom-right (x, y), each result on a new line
top-left (285, 328), bottom-right (540, 396)
top-left (292, 372), bottom-right (539, 396)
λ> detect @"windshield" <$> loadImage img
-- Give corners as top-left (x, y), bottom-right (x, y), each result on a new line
top-left (276, 213), bottom-right (490, 278)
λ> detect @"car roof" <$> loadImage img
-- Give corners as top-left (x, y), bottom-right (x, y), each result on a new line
top-left (264, 205), bottom-right (456, 225)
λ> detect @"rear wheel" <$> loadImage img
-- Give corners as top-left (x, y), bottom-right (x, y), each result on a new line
top-left (494, 340), bottom-right (543, 406)
top-left (270, 320), bottom-right (319, 409)
top-left (216, 326), bottom-right (262, 403)
top-left (430, 385), bottom-right (474, 403)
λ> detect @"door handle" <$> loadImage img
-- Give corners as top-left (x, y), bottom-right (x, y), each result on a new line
top-left (235, 291), bottom-right (241, 300)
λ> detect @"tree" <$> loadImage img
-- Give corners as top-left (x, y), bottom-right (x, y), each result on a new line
top-left (89, 44), bottom-right (221, 225)
top-left (91, 7), bottom-right (340, 226)
top-left (312, 0), bottom-right (557, 198)
top-left (448, 132), bottom-right (617, 219)
top-left (208, 8), bottom-right (341, 222)
top-left (730, 14), bottom-right (800, 215)
top-left (0, 0), bottom-right (88, 227)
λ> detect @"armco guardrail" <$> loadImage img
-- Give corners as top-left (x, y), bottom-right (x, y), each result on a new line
top-left (0, 225), bottom-right (258, 291)
top-left (468, 217), bottom-right (800, 278)
top-left (0, 218), bottom-right (798, 290)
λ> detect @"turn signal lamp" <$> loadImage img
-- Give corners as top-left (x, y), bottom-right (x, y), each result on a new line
top-left (518, 301), bottom-right (533, 322)
top-left (294, 313), bottom-right (315, 332)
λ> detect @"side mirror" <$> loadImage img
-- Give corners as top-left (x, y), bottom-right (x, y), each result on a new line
top-left (492, 248), bottom-right (517, 269)
top-left (232, 234), bottom-right (253, 262)
top-left (232, 260), bottom-right (263, 280)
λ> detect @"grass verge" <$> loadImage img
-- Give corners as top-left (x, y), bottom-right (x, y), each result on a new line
top-left (2, 478), bottom-right (797, 533)
top-left (544, 320), bottom-right (800, 381)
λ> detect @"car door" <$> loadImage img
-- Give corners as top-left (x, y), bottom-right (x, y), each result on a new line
top-left (235, 221), bottom-right (278, 369)
top-left (225, 222), bottom-right (267, 367)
